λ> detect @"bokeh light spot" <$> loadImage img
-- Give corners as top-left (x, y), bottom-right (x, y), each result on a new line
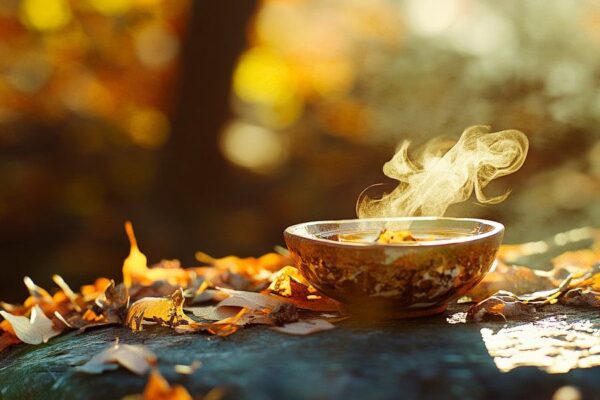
top-left (128, 108), bottom-right (171, 149)
top-left (134, 23), bottom-right (180, 69)
top-left (404, 0), bottom-right (459, 36)
top-left (220, 121), bottom-right (288, 174)
top-left (5, 53), bottom-right (52, 93)
top-left (88, 0), bottom-right (133, 16)
top-left (233, 47), bottom-right (298, 107)
top-left (20, 0), bottom-right (72, 31)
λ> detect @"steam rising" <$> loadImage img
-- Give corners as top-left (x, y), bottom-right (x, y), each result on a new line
top-left (357, 126), bottom-right (529, 218)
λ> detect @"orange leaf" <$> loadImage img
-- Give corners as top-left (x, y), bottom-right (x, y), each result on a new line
top-left (143, 369), bottom-right (192, 400)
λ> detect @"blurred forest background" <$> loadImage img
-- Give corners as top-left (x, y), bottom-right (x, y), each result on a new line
top-left (1, 0), bottom-right (599, 301)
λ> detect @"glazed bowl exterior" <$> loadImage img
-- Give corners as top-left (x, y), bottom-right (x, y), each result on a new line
top-left (284, 217), bottom-right (504, 317)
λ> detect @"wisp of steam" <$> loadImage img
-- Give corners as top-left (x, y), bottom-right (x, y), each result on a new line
top-left (357, 125), bottom-right (529, 218)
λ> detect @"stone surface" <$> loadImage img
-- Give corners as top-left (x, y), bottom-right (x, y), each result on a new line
top-left (0, 304), bottom-right (599, 400)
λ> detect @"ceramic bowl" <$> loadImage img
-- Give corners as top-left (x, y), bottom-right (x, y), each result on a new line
top-left (284, 217), bottom-right (503, 317)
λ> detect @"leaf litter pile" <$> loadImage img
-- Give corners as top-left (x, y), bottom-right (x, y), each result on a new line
top-left (1, 223), bottom-right (600, 397)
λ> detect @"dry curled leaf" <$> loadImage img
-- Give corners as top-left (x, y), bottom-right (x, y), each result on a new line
top-left (195, 251), bottom-right (290, 282)
top-left (186, 288), bottom-right (299, 326)
top-left (466, 292), bottom-right (535, 322)
top-left (268, 266), bottom-right (312, 297)
top-left (0, 305), bottom-right (61, 344)
top-left (0, 320), bottom-right (20, 351)
top-left (467, 272), bottom-right (576, 322)
top-left (55, 280), bottom-right (129, 331)
top-left (80, 277), bottom-right (112, 302)
top-left (186, 305), bottom-right (274, 327)
top-left (96, 280), bottom-right (129, 323)
top-left (77, 340), bottom-right (157, 375)
top-left (561, 288), bottom-right (600, 307)
top-left (552, 249), bottom-right (600, 279)
top-left (267, 266), bottom-right (341, 312)
top-left (0, 332), bottom-right (20, 352)
top-left (569, 266), bottom-right (600, 291)
top-left (174, 308), bottom-right (248, 336)
top-left (271, 319), bottom-right (336, 335)
top-left (560, 267), bottom-right (600, 307)
top-left (467, 262), bottom-right (553, 302)
top-left (52, 274), bottom-right (83, 312)
top-left (216, 288), bottom-right (284, 313)
top-left (23, 276), bottom-right (52, 301)
top-left (187, 289), bottom-right (228, 305)
top-left (184, 306), bottom-right (221, 321)
top-left (268, 303), bottom-right (299, 325)
top-left (126, 289), bottom-right (194, 331)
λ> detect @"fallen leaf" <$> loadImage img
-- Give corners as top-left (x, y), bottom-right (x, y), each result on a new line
top-left (77, 340), bottom-right (157, 375)
top-left (267, 303), bottom-right (299, 325)
top-left (467, 262), bottom-right (554, 302)
top-left (552, 249), bottom-right (600, 279)
top-left (0, 332), bottom-right (20, 352)
top-left (271, 319), bottom-right (336, 335)
top-left (23, 276), bottom-right (52, 301)
top-left (569, 267), bottom-right (600, 291)
top-left (268, 266), bottom-right (312, 297)
top-left (0, 305), bottom-right (61, 344)
top-left (267, 267), bottom-right (341, 312)
top-left (174, 361), bottom-right (201, 375)
top-left (142, 369), bottom-right (192, 400)
top-left (96, 280), bottom-right (129, 323)
top-left (187, 288), bottom-right (298, 326)
top-left (186, 305), bottom-right (275, 327)
top-left (561, 288), bottom-right (600, 307)
top-left (184, 306), bottom-right (221, 321)
top-left (80, 277), bottom-right (112, 302)
top-left (0, 320), bottom-right (20, 351)
top-left (216, 288), bottom-right (283, 312)
top-left (21, 276), bottom-right (63, 315)
top-left (466, 292), bottom-right (535, 322)
top-left (122, 221), bottom-right (150, 289)
top-left (174, 308), bottom-right (248, 336)
top-left (126, 289), bottom-right (194, 331)
top-left (186, 289), bottom-right (228, 306)
top-left (52, 274), bottom-right (82, 312)
top-left (195, 251), bottom-right (290, 284)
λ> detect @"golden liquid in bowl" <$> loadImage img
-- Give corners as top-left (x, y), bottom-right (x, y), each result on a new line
top-left (322, 230), bottom-right (475, 244)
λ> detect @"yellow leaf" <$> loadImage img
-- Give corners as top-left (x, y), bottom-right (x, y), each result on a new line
top-left (122, 223), bottom-right (189, 289)
top-left (123, 221), bottom-right (149, 289)
top-left (126, 289), bottom-right (193, 331)
top-left (268, 266), bottom-right (311, 297)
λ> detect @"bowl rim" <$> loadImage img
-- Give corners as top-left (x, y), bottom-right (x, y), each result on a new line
top-left (284, 216), bottom-right (504, 248)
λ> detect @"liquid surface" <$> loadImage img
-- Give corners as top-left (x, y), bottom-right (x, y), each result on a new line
top-left (320, 229), bottom-right (474, 245)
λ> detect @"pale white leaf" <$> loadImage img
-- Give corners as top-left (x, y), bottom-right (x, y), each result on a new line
top-left (76, 342), bottom-right (156, 375)
top-left (0, 305), bottom-right (61, 344)
top-left (271, 319), bottom-right (335, 335)
top-left (216, 288), bottom-right (283, 312)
